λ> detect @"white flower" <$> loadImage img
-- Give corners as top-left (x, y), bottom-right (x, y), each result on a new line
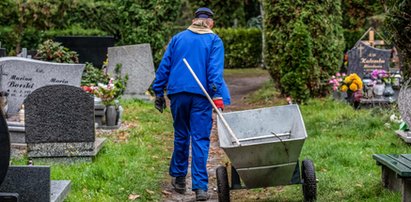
top-left (98, 83), bottom-right (107, 89)
top-left (390, 114), bottom-right (402, 123)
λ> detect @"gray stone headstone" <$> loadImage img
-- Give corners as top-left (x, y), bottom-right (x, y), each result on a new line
top-left (348, 41), bottom-right (391, 78)
top-left (24, 85), bottom-right (94, 144)
top-left (108, 44), bottom-right (155, 99)
top-left (0, 166), bottom-right (50, 202)
top-left (398, 80), bottom-right (411, 127)
top-left (0, 110), bottom-right (10, 186)
top-left (0, 57), bottom-right (85, 115)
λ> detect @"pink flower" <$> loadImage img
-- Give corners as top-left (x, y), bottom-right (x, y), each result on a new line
top-left (336, 72), bottom-right (341, 77)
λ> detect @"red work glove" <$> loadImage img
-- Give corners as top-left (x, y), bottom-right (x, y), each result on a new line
top-left (213, 98), bottom-right (224, 111)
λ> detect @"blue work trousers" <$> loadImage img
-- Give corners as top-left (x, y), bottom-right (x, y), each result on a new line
top-left (169, 92), bottom-right (212, 191)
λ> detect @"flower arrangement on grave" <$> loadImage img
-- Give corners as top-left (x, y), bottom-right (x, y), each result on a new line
top-left (328, 72), bottom-right (346, 91)
top-left (340, 73), bottom-right (363, 93)
top-left (339, 73), bottom-right (363, 103)
top-left (92, 64), bottom-right (128, 106)
top-left (370, 69), bottom-right (395, 85)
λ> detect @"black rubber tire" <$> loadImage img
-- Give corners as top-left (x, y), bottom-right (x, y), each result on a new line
top-left (302, 159), bottom-right (317, 202)
top-left (216, 166), bottom-right (230, 202)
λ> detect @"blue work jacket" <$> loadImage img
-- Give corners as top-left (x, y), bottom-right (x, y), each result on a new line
top-left (152, 29), bottom-right (231, 104)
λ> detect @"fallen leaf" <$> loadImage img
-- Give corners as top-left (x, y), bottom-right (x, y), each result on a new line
top-left (162, 190), bottom-right (172, 195)
top-left (128, 194), bottom-right (140, 200)
top-left (146, 189), bottom-right (155, 195)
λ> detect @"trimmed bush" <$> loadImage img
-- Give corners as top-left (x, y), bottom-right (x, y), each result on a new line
top-left (214, 28), bottom-right (262, 68)
top-left (262, 0), bottom-right (345, 103)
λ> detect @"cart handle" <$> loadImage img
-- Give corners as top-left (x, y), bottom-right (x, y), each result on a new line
top-left (183, 58), bottom-right (241, 146)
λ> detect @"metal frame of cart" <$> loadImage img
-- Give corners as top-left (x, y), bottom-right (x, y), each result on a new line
top-left (216, 104), bottom-right (317, 202)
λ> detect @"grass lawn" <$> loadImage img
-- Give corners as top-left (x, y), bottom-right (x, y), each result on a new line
top-left (12, 99), bottom-right (175, 202)
top-left (243, 98), bottom-right (406, 202)
top-left (9, 69), bottom-right (409, 201)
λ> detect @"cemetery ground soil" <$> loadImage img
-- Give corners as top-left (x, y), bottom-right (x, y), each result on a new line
top-left (162, 69), bottom-right (275, 202)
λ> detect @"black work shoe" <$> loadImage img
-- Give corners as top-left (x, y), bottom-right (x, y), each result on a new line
top-left (171, 176), bottom-right (186, 194)
top-left (195, 189), bottom-right (208, 201)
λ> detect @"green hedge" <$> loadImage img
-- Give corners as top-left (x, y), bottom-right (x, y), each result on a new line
top-left (0, 0), bottom-right (181, 66)
top-left (215, 28), bottom-right (262, 68)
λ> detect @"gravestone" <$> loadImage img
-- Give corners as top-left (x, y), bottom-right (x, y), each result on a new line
top-left (0, 57), bottom-right (85, 116)
top-left (107, 44), bottom-right (155, 100)
top-left (347, 41), bottom-right (391, 78)
top-left (0, 48), bottom-right (6, 57)
top-left (0, 109), bottom-right (10, 186)
top-left (0, 109), bottom-right (71, 202)
top-left (54, 36), bottom-right (115, 68)
top-left (396, 80), bottom-right (411, 143)
top-left (24, 85), bottom-right (105, 161)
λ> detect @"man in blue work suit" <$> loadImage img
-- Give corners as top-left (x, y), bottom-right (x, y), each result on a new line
top-left (152, 7), bottom-right (230, 201)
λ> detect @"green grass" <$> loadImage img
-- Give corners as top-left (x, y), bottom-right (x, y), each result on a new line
top-left (242, 97), bottom-right (406, 201)
top-left (11, 99), bottom-right (175, 201)
top-left (224, 67), bottom-right (269, 78)
top-left (9, 74), bottom-right (409, 201)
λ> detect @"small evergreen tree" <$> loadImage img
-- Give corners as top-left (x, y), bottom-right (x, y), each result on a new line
top-left (262, 0), bottom-right (345, 102)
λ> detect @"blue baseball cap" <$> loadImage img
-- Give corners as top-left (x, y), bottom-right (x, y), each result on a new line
top-left (195, 7), bottom-right (214, 19)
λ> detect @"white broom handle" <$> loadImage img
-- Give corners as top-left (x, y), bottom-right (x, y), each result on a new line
top-left (183, 58), bottom-right (241, 146)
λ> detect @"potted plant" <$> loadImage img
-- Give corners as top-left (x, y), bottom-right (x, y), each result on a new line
top-left (92, 64), bottom-right (128, 126)
top-left (339, 73), bottom-right (363, 107)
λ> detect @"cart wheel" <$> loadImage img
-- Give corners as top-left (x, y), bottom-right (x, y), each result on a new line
top-left (216, 166), bottom-right (230, 202)
top-left (302, 159), bottom-right (317, 202)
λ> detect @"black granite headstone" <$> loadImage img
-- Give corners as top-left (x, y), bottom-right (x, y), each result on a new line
top-left (24, 85), bottom-right (94, 143)
top-left (348, 41), bottom-right (391, 78)
top-left (0, 166), bottom-right (50, 202)
top-left (54, 36), bottom-right (115, 68)
top-left (0, 109), bottom-right (10, 186)
top-left (0, 48), bottom-right (6, 57)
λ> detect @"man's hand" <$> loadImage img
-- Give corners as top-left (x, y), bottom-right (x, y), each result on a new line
top-left (155, 96), bottom-right (166, 113)
top-left (213, 97), bottom-right (224, 111)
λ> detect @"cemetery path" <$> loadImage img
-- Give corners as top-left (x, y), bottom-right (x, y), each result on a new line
top-left (162, 71), bottom-right (271, 202)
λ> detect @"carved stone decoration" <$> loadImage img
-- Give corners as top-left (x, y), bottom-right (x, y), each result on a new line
top-left (0, 109), bottom-right (10, 186)
top-left (398, 79), bottom-right (411, 127)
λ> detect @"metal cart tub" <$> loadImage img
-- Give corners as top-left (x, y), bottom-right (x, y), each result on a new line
top-left (216, 104), bottom-right (317, 202)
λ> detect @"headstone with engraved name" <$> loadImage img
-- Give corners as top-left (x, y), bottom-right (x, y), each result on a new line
top-left (0, 57), bottom-right (85, 116)
top-left (107, 44), bottom-right (155, 100)
top-left (347, 41), bottom-right (391, 78)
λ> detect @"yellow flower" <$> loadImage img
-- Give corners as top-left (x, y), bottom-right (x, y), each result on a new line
top-left (344, 76), bottom-right (352, 84)
top-left (353, 79), bottom-right (363, 90)
top-left (349, 83), bottom-right (358, 91)
top-left (340, 84), bottom-right (348, 92)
